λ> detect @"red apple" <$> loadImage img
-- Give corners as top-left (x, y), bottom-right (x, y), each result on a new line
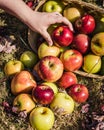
top-left (60, 49), bottom-right (83, 71)
top-left (74, 14), bottom-right (95, 34)
top-left (57, 71), bottom-right (78, 89)
top-left (68, 84), bottom-right (89, 103)
top-left (52, 25), bottom-right (73, 47)
top-left (26, 1), bottom-right (33, 8)
top-left (11, 70), bottom-right (37, 95)
top-left (33, 56), bottom-right (64, 82)
top-left (71, 34), bottom-right (90, 54)
top-left (32, 84), bottom-right (54, 105)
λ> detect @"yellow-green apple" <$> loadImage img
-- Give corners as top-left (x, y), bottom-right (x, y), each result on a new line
top-left (42, 0), bottom-right (64, 13)
top-left (4, 60), bottom-right (24, 76)
top-left (50, 92), bottom-right (74, 115)
top-left (42, 81), bottom-right (58, 95)
top-left (60, 49), bottom-right (83, 71)
top-left (38, 42), bottom-right (60, 59)
top-left (29, 107), bottom-right (55, 130)
top-left (32, 84), bottom-right (54, 105)
top-left (82, 54), bottom-right (101, 74)
top-left (63, 6), bottom-right (83, 23)
top-left (13, 93), bottom-right (35, 113)
top-left (57, 71), bottom-right (78, 89)
top-left (91, 32), bottom-right (104, 56)
top-left (52, 25), bottom-right (73, 47)
top-left (71, 34), bottom-right (90, 54)
top-left (34, 56), bottom-right (64, 82)
top-left (67, 84), bottom-right (89, 103)
top-left (20, 50), bottom-right (38, 68)
top-left (74, 14), bottom-right (95, 34)
top-left (11, 70), bottom-right (37, 95)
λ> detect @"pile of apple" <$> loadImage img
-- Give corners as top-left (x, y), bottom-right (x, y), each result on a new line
top-left (3, 0), bottom-right (104, 130)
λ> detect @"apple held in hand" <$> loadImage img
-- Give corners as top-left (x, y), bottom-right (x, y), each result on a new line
top-left (71, 34), bottom-right (90, 54)
top-left (4, 60), bottom-right (24, 76)
top-left (57, 71), bottom-right (78, 89)
top-left (68, 84), bottom-right (89, 103)
top-left (42, 0), bottom-right (64, 13)
top-left (11, 70), bottom-right (37, 95)
top-left (20, 50), bottom-right (38, 68)
top-left (42, 81), bottom-right (58, 95)
top-left (60, 49), bottom-right (83, 71)
top-left (50, 92), bottom-right (74, 115)
top-left (13, 93), bottom-right (35, 113)
top-left (52, 25), bottom-right (73, 47)
top-left (74, 14), bottom-right (95, 34)
top-left (91, 32), bottom-right (104, 56)
top-left (34, 56), bottom-right (64, 82)
top-left (29, 107), bottom-right (55, 130)
top-left (82, 54), bottom-right (101, 74)
top-left (38, 42), bottom-right (60, 59)
top-left (32, 84), bottom-right (54, 105)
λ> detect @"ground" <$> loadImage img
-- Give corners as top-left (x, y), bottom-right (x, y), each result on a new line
top-left (0, 0), bottom-right (104, 130)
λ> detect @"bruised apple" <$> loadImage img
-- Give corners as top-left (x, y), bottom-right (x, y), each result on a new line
top-left (11, 70), bottom-right (37, 95)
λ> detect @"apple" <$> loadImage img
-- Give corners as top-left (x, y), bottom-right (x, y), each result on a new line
top-left (38, 42), bottom-right (60, 59)
top-left (11, 70), bottom-right (37, 95)
top-left (82, 54), bottom-right (101, 74)
top-left (42, 81), bottom-right (58, 95)
top-left (13, 93), bottom-right (35, 113)
top-left (71, 34), bottom-right (90, 54)
top-left (50, 92), bottom-right (74, 115)
top-left (63, 6), bottom-right (83, 23)
top-left (67, 84), bottom-right (89, 103)
top-left (32, 84), bottom-right (54, 105)
top-left (34, 56), bottom-right (64, 82)
top-left (57, 71), bottom-right (78, 89)
top-left (91, 32), bottom-right (104, 56)
top-left (20, 50), bottom-right (38, 68)
top-left (60, 49), bottom-right (83, 71)
top-left (52, 25), bottom-right (73, 47)
top-left (74, 14), bottom-right (95, 34)
top-left (26, 1), bottom-right (34, 8)
top-left (92, 17), bottom-right (104, 35)
top-left (4, 60), bottom-right (24, 76)
top-left (42, 0), bottom-right (64, 13)
top-left (29, 107), bottom-right (55, 130)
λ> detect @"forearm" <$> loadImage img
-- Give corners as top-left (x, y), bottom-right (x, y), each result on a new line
top-left (0, 0), bottom-right (34, 24)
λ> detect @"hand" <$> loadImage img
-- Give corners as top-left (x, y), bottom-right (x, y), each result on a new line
top-left (27, 11), bottom-right (74, 46)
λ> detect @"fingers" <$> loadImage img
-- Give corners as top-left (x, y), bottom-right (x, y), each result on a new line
top-left (51, 12), bottom-right (74, 32)
top-left (40, 30), bottom-right (53, 46)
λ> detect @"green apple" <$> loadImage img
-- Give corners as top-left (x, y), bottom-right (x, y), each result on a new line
top-left (82, 54), bottom-right (101, 74)
top-left (29, 107), bottom-right (55, 130)
top-left (42, 0), bottom-right (65, 13)
top-left (38, 42), bottom-right (60, 59)
top-left (42, 81), bottom-right (58, 95)
top-left (92, 17), bottom-right (104, 35)
top-left (50, 92), bottom-right (74, 115)
top-left (4, 60), bottom-right (24, 76)
top-left (20, 51), bottom-right (38, 68)
top-left (91, 32), bottom-right (104, 56)
top-left (13, 93), bottom-right (36, 113)
top-left (63, 6), bottom-right (83, 23)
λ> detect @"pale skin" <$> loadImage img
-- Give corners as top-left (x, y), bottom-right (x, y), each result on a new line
top-left (0, 0), bottom-right (73, 46)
